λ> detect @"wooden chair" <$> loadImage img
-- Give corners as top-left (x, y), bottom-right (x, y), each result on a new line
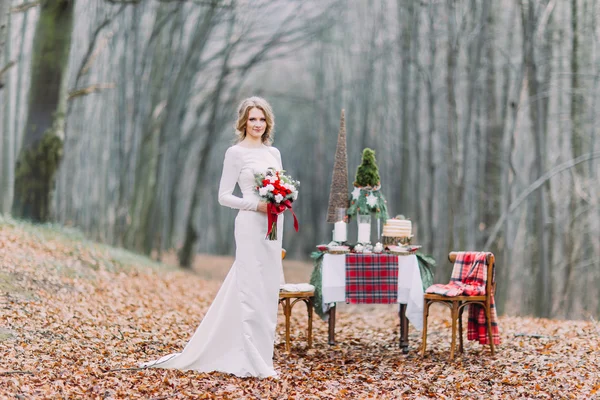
top-left (278, 249), bottom-right (314, 352)
top-left (421, 252), bottom-right (496, 359)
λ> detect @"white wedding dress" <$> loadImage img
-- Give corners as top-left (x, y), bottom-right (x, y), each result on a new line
top-left (141, 144), bottom-right (284, 378)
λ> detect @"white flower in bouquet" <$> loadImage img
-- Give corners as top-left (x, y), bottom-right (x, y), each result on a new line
top-left (259, 187), bottom-right (270, 196)
top-left (274, 193), bottom-right (284, 203)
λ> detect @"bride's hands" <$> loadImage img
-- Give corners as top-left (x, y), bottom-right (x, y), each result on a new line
top-left (257, 202), bottom-right (268, 213)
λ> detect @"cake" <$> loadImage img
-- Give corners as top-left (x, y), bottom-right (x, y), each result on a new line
top-left (382, 218), bottom-right (412, 237)
top-left (328, 245), bottom-right (350, 253)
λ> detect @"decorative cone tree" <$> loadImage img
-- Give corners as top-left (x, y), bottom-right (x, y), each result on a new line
top-left (347, 148), bottom-right (389, 221)
top-left (326, 109), bottom-right (349, 223)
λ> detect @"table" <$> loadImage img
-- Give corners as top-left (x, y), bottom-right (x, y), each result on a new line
top-left (318, 253), bottom-right (424, 353)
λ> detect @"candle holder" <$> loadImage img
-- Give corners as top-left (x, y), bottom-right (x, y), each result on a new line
top-left (356, 213), bottom-right (371, 244)
top-left (332, 208), bottom-right (348, 243)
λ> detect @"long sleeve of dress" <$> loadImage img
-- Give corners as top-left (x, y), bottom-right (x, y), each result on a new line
top-left (269, 147), bottom-right (283, 170)
top-left (218, 147), bottom-right (259, 211)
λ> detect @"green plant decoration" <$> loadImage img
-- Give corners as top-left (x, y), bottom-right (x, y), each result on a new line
top-left (347, 148), bottom-right (389, 221)
top-left (354, 148), bottom-right (380, 188)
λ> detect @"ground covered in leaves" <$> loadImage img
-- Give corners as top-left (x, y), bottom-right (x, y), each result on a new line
top-left (1, 219), bottom-right (599, 399)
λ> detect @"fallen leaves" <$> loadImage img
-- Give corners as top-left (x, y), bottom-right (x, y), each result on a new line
top-left (1, 222), bottom-right (599, 399)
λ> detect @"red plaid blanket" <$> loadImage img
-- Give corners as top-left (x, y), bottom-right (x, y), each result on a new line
top-left (426, 252), bottom-right (500, 345)
top-left (345, 253), bottom-right (398, 304)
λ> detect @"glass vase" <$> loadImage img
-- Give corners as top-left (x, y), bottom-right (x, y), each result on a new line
top-left (332, 208), bottom-right (348, 243)
top-left (356, 214), bottom-right (371, 244)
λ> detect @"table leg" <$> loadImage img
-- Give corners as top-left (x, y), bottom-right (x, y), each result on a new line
top-left (328, 304), bottom-right (336, 345)
top-left (399, 303), bottom-right (409, 353)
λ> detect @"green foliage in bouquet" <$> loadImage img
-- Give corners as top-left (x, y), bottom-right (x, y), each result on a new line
top-left (354, 148), bottom-right (380, 187)
top-left (347, 148), bottom-right (389, 221)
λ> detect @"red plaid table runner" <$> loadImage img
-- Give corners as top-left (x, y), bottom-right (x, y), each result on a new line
top-left (426, 252), bottom-right (500, 345)
top-left (345, 253), bottom-right (398, 304)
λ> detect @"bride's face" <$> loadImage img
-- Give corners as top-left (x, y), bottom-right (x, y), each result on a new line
top-left (245, 107), bottom-right (266, 141)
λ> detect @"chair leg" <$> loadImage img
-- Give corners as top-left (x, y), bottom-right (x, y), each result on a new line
top-left (458, 305), bottom-right (464, 353)
top-left (450, 302), bottom-right (459, 360)
top-left (421, 300), bottom-right (430, 357)
top-left (486, 305), bottom-right (495, 356)
top-left (307, 297), bottom-right (313, 349)
top-left (284, 298), bottom-right (291, 352)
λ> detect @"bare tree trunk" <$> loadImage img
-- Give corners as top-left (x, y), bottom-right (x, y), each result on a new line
top-left (589, 6), bottom-right (600, 316)
top-left (462, 0), bottom-right (489, 250)
top-left (153, 3), bottom-right (219, 254)
top-left (12, 3), bottom-right (29, 157)
top-left (483, 5), bottom-right (502, 249)
top-left (521, 0), bottom-right (551, 317)
top-left (124, 5), bottom-right (173, 253)
top-left (541, 3), bottom-right (555, 316)
top-left (126, 3), bottom-right (220, 255)
top-left (397, 0), bottom-right (412, 211)
top-left (563, 0), bottom-right (584, 316)
top-left (445, 0), bottom-right (459, 256)
top-left (179, 15), bottom-right (236, 268)
top-left (312, 34), bottom-right (328, 242)
top-left (410, 1), bottom-right (421, 225)
top-left (570, 0), bottom-right (584, 177)
top-left (426, 1), bottom-right (437, 257)
top-left (12, 0), bottom-right (74, 222)
top-left (497, 0), bottom-right (522, 314)
top-left (0, 0), bottom-right (13, 214)
top-left (0, 0), bottom-right (8, 67)
top-left (358, 5), bottom-right (379, 150)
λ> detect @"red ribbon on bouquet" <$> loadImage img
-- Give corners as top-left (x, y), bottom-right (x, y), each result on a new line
top-left (266, 200), bottom-right (299, 240)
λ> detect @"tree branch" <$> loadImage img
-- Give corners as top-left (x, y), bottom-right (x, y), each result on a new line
top-left (105, 0), bottom-right (140, 4)
top-left (11, 1), bottom-right (39, 13)
top-left (68, 83), bottom-right (116, 100)
top-left (74, 5), bottom-right (126, 88)
top-left (0, 60), bottom-right (16, 82)
top-left (105, 0), bottom-right (232, 6)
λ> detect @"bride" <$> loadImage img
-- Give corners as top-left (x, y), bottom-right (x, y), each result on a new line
top-left (141, 97), bottom-right (286, 378)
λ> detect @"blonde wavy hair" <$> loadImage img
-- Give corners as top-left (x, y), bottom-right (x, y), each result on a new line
top-left (234, 96), bottom-right (275, 144)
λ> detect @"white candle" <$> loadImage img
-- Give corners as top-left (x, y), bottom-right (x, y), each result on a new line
top-left (333, 221), bottom-right (347, 242)
top-left (357, 222), bottom-right (371, 243)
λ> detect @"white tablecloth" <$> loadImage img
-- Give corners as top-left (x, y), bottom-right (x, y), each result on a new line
top-left (321, 253), bottom-right (424, 330)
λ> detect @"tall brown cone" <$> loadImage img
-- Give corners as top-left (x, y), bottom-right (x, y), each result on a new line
top-left (326, 109), bottom-right (349, 223)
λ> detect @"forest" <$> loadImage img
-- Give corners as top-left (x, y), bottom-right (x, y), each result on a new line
top-left (0, 0), bottom-right (599, 320)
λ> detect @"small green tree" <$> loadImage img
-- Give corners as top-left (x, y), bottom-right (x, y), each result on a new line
top-left (348, 148), bottom-right (388, 221)
top-left (354, 148), bottom-right (380, 187)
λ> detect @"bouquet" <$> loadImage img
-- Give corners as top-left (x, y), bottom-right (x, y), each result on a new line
top-left (255, 168), bottom-right (300, 240)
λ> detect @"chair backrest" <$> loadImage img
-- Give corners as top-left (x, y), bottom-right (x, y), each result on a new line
top-left (448, 251), bottom-right (496, 297)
